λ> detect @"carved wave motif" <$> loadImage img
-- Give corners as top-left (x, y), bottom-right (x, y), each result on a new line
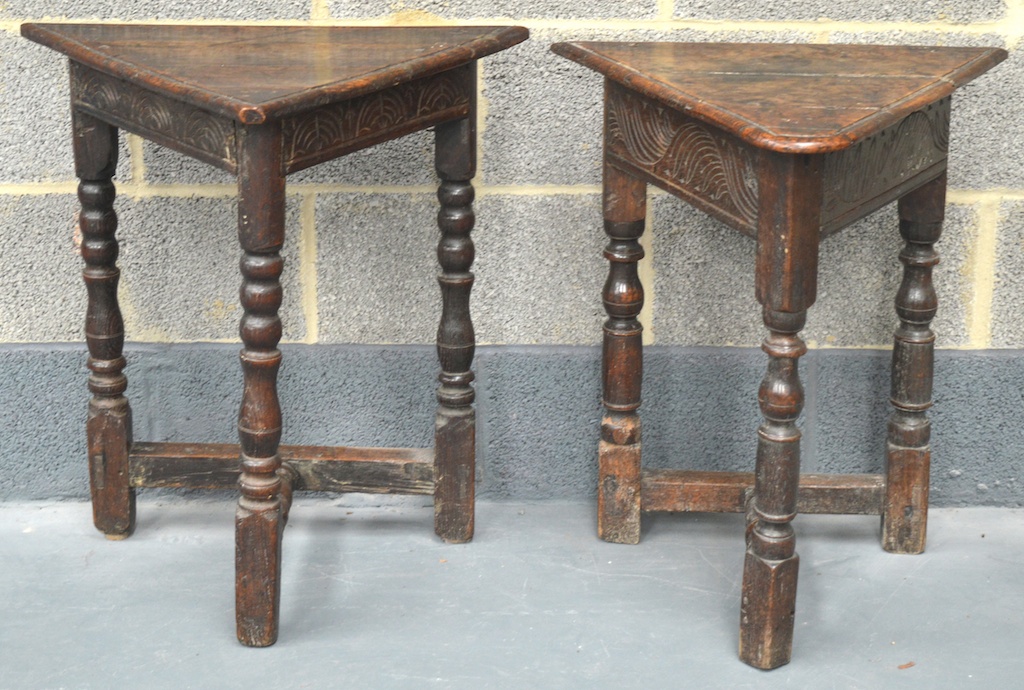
top-left (418, 76), bottom-right (462, 114)
top-left (133, 91), bottom-right (174, 134)
top-left (354, 90), bottom-right (406, 136)
top-left (83, 74), bottom-right (123, 113)
top-left (72, 64), bottom-right (235, 167)
top-left (607, 88), bottom-right (759, 227)
top-left (184, 111), bottom-right (233, 157)
top-left (825, 100), bottom-right (949, 207)
top-left (288, 110), bottom-right (345, 161)
top-left (662, 124), bottom-right (759, 220)
top-left (608, 97), bottom-right (678, 166)
top-left (283, 70), bottom-right (469, 168)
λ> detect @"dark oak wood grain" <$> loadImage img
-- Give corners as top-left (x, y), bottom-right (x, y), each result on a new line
top-left (234, 121), bottom-right (286, 647)
top-left (641, 470), bottom-right (884, 515)
top-left (605, 80), bottom-right (759, 235)
top-left (551, 42), bottom-right (1005, 153)
top-left (129, 443), bottom-right (434, 494)
top-left (27, 22), bottom-right (527, 648)
top-left (883, 173), bottom-right (945, 555)
top-left (433, 100), bottom-right (478, 544)
top-left (741, 307), bottom-right (806, 669)
top-left (75, 109), bottom-right (135, 539)
top-left (821, 98), bottom-right (950, 235)
top-left (72, 62), bottom-right (238, 172)
top-left (23, 23), bottom-right (528, 123)
top-left (553, 40), bottom-right (1004, 669)
top-left (283, 64), bottom-right (473, 174)
top-left (599, 153), bottom-right (647, 545)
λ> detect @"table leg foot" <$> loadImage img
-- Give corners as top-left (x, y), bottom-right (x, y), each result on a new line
top-left (434, 407), bottom-right (475, 544)
top-left (740, 551), bottom-right (799, 670)
top-left (598, 417), bottom-right (641, 544)
top-left (88, 405), bottom-right (135, 538)
top-left (236, 499), bottom-right (283, 647)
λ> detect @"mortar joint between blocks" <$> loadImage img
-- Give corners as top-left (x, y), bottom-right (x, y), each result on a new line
top-left (310, 0), bottom-right (331, 21)
top-left (966, 198), bottom-right (1001, 349)
top-left (299, 192), bottom-right (320, 344)
top-left (1003, 0), bottom-right (1024, 48)
top-left (127, 135), bottom-right (146, 185)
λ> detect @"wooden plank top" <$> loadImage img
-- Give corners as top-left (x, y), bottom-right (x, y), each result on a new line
top-left (22, 23), bottom-right (528, 124)
top-left (551, 41), bottom-right (1006, 153)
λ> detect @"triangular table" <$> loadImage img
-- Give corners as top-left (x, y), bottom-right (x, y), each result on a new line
top-left (552, 40), bottom-right (1005, 668)
top-left (24, 22), bottom-right (528, 647)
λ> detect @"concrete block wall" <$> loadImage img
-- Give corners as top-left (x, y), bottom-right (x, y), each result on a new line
top-left (1, 2), bottom-right (1023, 504)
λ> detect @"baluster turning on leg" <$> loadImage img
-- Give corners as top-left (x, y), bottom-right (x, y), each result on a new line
top-left (234, 123), bottom-right (286, 647)
top-left (434, 115), bottom-right (477, 543)
top-left (599, 161), bottom-right (646, 544)
top-left (740, 308), bottom-right (806, 669)
top-left (883, 172), bottom-right (945, 554)
top-left (741, 151), bottom-right (820, 670)
top-left (74, 109), bottom-right (135, 538)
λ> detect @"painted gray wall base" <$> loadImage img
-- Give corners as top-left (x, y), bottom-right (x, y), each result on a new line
top-left (2, 344), bottom-right (1022, 506)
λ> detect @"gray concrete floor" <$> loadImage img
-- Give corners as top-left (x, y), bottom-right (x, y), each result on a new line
top-left (2, 499), bottom-right (1021, 689)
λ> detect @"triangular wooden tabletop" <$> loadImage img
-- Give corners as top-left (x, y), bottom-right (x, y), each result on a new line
top-left (552, 42), bottom-right (1006, 153)
top-left (23, 23), bottom-right (528, 123)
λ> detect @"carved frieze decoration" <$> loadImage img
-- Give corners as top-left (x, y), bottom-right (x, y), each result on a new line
top-left (71, 63), bottom-right (236, 171)
top-left (282, 67), bottom-right (471, 173)
top-left (605, 83), bottom-right (760, 231)
top-left (822, 98), bottom-right (950, 230)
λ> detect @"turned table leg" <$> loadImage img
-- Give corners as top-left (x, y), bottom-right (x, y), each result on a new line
top-left (234, 123), bottom-right (287, 646)
top-left (599, 159), bottom-right (647, 545)
top-left (740, 153), bottom-right (821, 669)
top-left (433, 112), bottom-right (477, 544)
top-left (74, 109), bottom-right (135, 539)
top-left (741, 306), bottom-right (806, 669)
top-left (882, 172), bottom-right (945, 554)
